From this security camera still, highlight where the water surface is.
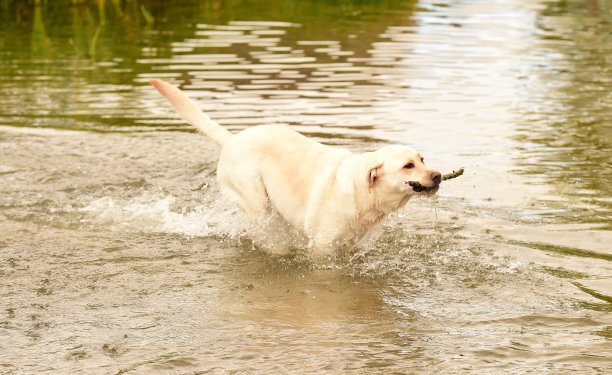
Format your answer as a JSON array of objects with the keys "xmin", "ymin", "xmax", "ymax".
[{"xmin": 1, "ymin": 0, "xmax": 611, "ymax": 373}]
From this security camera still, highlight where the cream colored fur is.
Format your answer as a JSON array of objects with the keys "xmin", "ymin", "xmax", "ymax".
[{"xmin": 150, "ymin": 79, "xmax": 441, "ymax": 254}]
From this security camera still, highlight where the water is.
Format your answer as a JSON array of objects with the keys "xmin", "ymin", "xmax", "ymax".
[{"xmin": 1, "ymin": 0, "xmax": 611, "ymax": 373}]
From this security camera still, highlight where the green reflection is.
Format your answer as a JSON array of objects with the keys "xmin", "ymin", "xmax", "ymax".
[
  {"xmin": 31, "ymin": 0, "xmax": 52, "ymax": 60},
  {"xmin": 2, "ymin": 0, "xmax": 416, "ymax": 64},
  {"xmin": 0, "ymin": 0, "xmax": 416, "ymax": 131}
]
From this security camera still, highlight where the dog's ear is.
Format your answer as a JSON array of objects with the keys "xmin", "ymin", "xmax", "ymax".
[{"xmin": 367, "ymin": 164, "xmax": 383, "ymax": 193}]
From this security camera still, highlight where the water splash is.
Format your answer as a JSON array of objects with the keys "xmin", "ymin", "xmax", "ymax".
[
  {"xmin": 79, "ymin": 193, "xmax": 309, "ymax": 254},
  {"xmin": 80, "ymin": 194, "xmax": 244, "ymax": 237}
]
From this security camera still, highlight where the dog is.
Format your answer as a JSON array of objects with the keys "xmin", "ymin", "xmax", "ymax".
[{"xmin": 150, "ymin": 79, "xmax": 441, "ymax": 254}]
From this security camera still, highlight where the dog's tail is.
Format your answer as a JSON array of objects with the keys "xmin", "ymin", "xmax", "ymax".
[{"xmin": 150, "ymin": 79, "xmax": 233, "ymax": 146}]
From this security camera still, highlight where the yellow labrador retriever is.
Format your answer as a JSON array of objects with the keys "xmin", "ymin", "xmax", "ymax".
[{"xmin": 150, "ymin": 79, "xmax": 441, "ymax": 254}]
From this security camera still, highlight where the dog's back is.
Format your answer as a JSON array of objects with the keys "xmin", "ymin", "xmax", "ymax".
[{"xmin": 219, "ymin": 124, "xmax": 351, "ymax": 231}]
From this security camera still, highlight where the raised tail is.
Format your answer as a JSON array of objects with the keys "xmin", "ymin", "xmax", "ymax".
[{"xmin": 150, "ymin": 79, "xmax": 233, "ymax": 146}]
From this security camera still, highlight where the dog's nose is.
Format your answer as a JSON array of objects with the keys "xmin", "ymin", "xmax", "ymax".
[{"xmin": 430, "ymin": 171, "xmax": 441, "ymax": 184}]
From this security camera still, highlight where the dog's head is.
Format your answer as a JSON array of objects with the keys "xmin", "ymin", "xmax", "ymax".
[{"xmin": 366, "ymin": 145, "xmax": 441, "ymax": 197}]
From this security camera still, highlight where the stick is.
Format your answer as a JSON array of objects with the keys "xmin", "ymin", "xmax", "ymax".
[
  {"xmin": 442, "ymin": 168, "xmax": 464, "ymax": 181},
  {"xmin": 407, "ymin": 168, "xmax": 464, "ymax": 189}
]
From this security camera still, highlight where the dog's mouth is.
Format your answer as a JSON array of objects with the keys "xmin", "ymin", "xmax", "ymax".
[{"xmin": 406, "ymin": 181, "xmax": 439, "ymax": 194}]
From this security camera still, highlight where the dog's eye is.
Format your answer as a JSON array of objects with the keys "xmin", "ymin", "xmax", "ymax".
[
  {"xmin": 421, "ymin": 158, "xmax": 424, "ymax": 163},
  {"xmin": 404, "ymin": 163, "xmax": 414, "ymax": 169}
]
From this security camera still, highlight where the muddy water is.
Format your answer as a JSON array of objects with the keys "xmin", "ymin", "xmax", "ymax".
[{"xmin": 1, "ymin": 0, "xmax": 611, "ymax": 373}]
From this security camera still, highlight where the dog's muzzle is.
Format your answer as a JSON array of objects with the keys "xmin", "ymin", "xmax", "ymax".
[{"xmin": 406, "ymin": 171, "xmax": 441, "ymax": 193}]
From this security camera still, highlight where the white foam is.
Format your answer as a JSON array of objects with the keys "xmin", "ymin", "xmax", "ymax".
[
  {"xmin": 79, "ymin": 193, "xmax": 308, "ymax": 253},
  {"xmin": 80, "ymin": 194, "xmax": 247, "ymax": 238}
]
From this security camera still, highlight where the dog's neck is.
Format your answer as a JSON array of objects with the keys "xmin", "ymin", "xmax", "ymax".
[
  {"xmin": 357, "ymin": 207, "xmax": 386, "ymax": 226},
  {"xmin": 356, "ymin": 193, "xmax": 410, "ymax": 228}
]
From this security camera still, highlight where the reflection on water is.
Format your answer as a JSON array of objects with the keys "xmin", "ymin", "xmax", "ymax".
[
  {"xmin": 514, "ymin": 0, "xmax": 612, "ymax": 227},
  {"xmin": 1, "ymin": 0, "xmax": 611, "ymax": 373}
]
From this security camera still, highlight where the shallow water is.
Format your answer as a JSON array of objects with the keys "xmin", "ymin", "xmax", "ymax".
[{"xmin": 1, "ymin": 0, "xmax": 611, "ymax": 373}]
